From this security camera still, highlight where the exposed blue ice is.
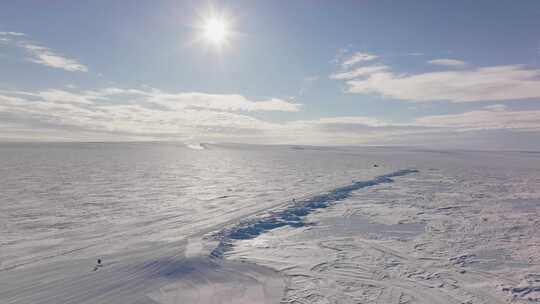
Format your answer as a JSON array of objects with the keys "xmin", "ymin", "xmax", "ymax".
[{"xmin": 211, "ymin": 169, "xmax": 418, "ymax": 257}]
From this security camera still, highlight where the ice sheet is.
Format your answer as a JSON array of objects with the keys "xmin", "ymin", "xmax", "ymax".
[{"xmin": 2, "ymin": 143, "xmax": 540, "ymax": 303}]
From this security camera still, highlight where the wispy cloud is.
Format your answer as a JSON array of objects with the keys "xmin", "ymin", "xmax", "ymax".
[
  {"xmin": 0, "ymin": 31, "xmax": 25, "ymax": 37},
  {"xmin": 0, "ymin": 84, "xmax": 539, "ymax": 148},
  {"xmin": 152, "ymin": 93, "xmax": 301, "ymax": 112},
  {"xmin": 427, "ymin": 58, "xmax": 467, "ymax": 67},
  {"xmin": 20, "ymin": 42, "xmax": 88, "ymax": 72},
  {"xmin": 293, "ymin": 109, "xmax": 540, "ymax": 147},
  {"xmin": 1, "ymin": 87, "xmax": 301, "ymax": 112},
  {"xmin": 331, "ymin": 50, "xmax": 540, "ymax": 103},
  {"xmin": 341, "ymin": 52, "xmax": 378, "ymax": 67},
  {"xmin": 0, "ymin": 32, "xmax": 88, "ymax": 72},
  {"xmin": 414, "ymin": 108, "xmax": 540, "ymax": 131},
  {"xmin": 0, "ymin": 87, "xmax": 304, "ymax": 141},
  {"xmin": 346, "ymin": 64, "xmax": 540, "ymax": 102},
  {"xmin": 330, "ymin": 65, "xmax": 388, "ymax": 80},
  {"xmin": 331, "ymin": 51, "xmax": 540, "ymax": 103}
]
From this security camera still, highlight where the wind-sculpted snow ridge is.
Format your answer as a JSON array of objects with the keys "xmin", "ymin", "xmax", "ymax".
[{"xmin": 211, "ymin": 169, "xmax": 418, "ymax": 257}]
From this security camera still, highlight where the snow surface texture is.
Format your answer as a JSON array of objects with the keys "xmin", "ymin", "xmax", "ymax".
[
  {"xmin": 211, "ymin": 169, "xmax": 419, "ymax": 258},
  {"xmin": 1, "ymin": 143, "xmax": 540, "ymax": 303},
  {"xmin": 226, "ymin": 154, "xmax": 540, "ymax": 303}
]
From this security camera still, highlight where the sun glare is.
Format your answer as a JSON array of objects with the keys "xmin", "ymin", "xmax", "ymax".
[{"xmin": 202, "ymin": 16, "xmax": 229, "ymax": 46}]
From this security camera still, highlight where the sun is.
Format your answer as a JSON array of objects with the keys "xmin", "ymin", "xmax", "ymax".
[
  {"xmin": 202, "ymin": 16, "xmax": 230, "ymax": 46},
  {"xmin": 194, "ymin": 8, "xmax": 235, "ymax": 50}
]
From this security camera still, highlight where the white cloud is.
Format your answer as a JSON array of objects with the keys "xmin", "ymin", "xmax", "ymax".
[
  {"xmin": 428, "ymin": 58, "xmax": 467, "ymax": 67},
  {"xmin": 0, "ymin": 91, "xmax": 276, "ymax": 142},
  {"xmin": 0, "ymin": 32, "xmax": 88, "ymax": 72},
  {"xmin": 0, "ymin": 32, "xmax": 22, "ymax": 43},
  {"xmin": 331, "ymin": 51, "xmax": 540, "ymax": 103},
  {"xmin": 290, "ymin": 110, "xmax": 540, "ymax": 148},
  {"xmin": 341, "ymin": 52, "xmax": 378, "ymax": 67},
  {"xmin": 414, "ymin": 108, "xmax": 540, "ymax": 131},
  {"xmin": 1, "ymin": 88, "xmax": 301, "ymax": 112},
  {"xmin": 0, "ymin": 86, "xmax": 409, "ymax": 144},
  {"xmin": 21, "ymin": 43, "xmax": 88, "ymax": 72},
  {"xmin": 330, "ymin": 65, "xmax": 389, "ymax": 80},
  {"xmin": 1, "ymin": 85, "xmax": 539, "ymax": 149},
  {"xmin": 345, "ymin": 64, "xmax": 540, "ymax": 103},
  {"xmin": 148, "ymin": 92, "xmax": 301, "ymax": 112},
  {"xmin": 39, "ymin": 89, "xmax": 96, "ymax": 104},
  {"xmin": 289, "ymin": 116, "xmax": 391, "ymax": 130},
  {"xmin": 0, "ymin": 31, "xmax": 25, "ymax": 37},
  {"xmin": 307, "ymin": 116, "xmax": 388, "ymax": 126},
  {"xmin": 0, "ymin": 87, "xmax": 304, "ymax": 142}
]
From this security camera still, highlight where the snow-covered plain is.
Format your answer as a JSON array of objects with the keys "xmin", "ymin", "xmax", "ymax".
[{"xmin": 1, "ymin": 143, "xmax": 539, "ymax": 303}]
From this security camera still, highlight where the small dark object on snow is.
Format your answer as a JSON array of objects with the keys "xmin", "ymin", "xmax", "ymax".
[
  {"xmin": 373, "ymin": 164, "xmax": 379, "ymax": 167},
  {"xmin": 93, "ymin": 259, "xmax": 102, "ymax": 271}
]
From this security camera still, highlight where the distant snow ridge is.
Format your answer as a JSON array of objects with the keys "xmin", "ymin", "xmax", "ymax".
[{"xmin": 211, "ymin": 169, "xmax": 418, "ymax": 257}]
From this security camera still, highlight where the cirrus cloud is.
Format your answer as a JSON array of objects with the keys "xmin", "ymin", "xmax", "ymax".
[
  {"xmin": 427, "ymin": 58, "xmax": 467, "ymax": 67},
  {"xmin": 341, "ymin": 52, "xmax": 378, "ymax": 67},
  {"xmin": 329, "ymin": 65, "xmax": 389, "ymax": 80},
  {"xmin": 0, "ymin": 31, "xmax": 88, "ymax": 72},
  {"xmin": 331, "ymin": 51, "xmax": 540, "ymax": 103},
  {"xmin": 345, "ymin": 64, "xmax": 540, "ymax": 103},
  {"xmin": 414, "ymin": 108, "xmax": 540, "ymax": 131}
]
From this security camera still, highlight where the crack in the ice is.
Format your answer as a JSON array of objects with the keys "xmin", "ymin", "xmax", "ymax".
[{"xmin": 211, "ymin": 169, "xmax": 419, "ymax": 257}]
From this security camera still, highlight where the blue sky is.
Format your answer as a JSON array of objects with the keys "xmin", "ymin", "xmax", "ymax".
[{"xmin": 1, "ymin": 1, "xmax": 540, "ymax": 149}]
